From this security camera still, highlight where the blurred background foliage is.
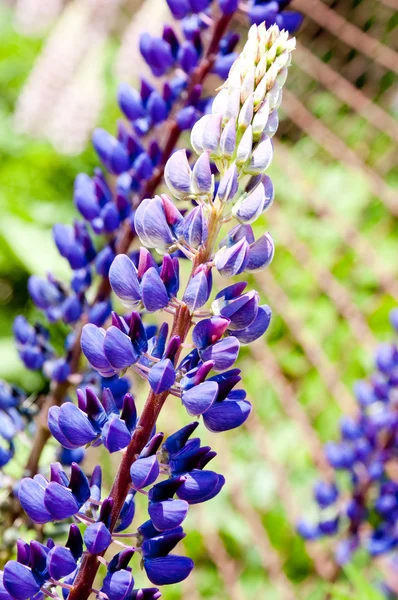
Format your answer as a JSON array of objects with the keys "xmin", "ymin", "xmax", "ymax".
[{"xmin": 0, "ymin": 0, "xmax": 397, "ymax": 598}]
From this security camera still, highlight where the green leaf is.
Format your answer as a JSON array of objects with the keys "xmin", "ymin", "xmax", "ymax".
[{"xmin": 343, "ymin": 563, "xmax": 385, "ymax": 600}]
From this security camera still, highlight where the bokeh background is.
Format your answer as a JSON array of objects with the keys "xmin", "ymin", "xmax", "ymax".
[{"xmin": 0, "ymin": 0, "xmax": 397, "ymax": 598}]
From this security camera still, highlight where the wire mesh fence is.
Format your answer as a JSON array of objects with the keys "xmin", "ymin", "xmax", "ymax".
[{"xmin": 1, "ymin": 0, "xmax": 397, "ymax": 597}]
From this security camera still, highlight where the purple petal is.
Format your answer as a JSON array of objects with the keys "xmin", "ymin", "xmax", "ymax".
[
  {"xmin": 84, "ymin": 522, "xmax": 112, "ymax": 555},
  {"xmin": 233, "ymin": 183, "xmax": 266, "ymax": 225},
  {"xmin": 201, "ymin": 337, "xmax": 239, "ymax": 371},
  {"xmin": 203, "ymin": 399, "xmax": 252, "ymax": 432},
  {"xmin": 176, "ymin": 470, "xmax": 218, "ymax": 503},
  {"xmin": 215, "ymin": 238, "xmax": 250, "ymax": 277},
  {"xmin": 148, "ymin": 359, "xmax": 176, "ymax": 394},
  {"xmin": 233, "ymin": 305, "xmax": 272, "ymax": 344},
  {"xmin": 134, "ymin": 197, "xmax": 174, "ymax": 250},
  {"xmin": 48, "ymin": 406, "xmax": 81, "ymax": 449},
  {"xmin": 58, "ymin": 403, "xmax": 98, "ymax": 446},
  {"xmin": 141, "ymin": 268, "xmax": 170, "ymax": 313},
  {"xmin": 192, "ymin": 317, "xmax": 230, "ymax": 349},
  {"xmin": 183, "ymin": 271, "xmax": 210, "ymax": 311},
  {"xmin": 109, "ymin": 255, "xmax": 141, "ymax": 308},
  {"xmin": 164, "ymin": 150, "xmax": 192, "ymax": 199},
  {"xmin": 44, "ymin": 482, "xmax": 80, "ymax": 520},
  {"xmin": 130, "ymin": 456, "xmax": 160, "ymax": 490},
  {"xmin": 102, "ymin": 415, "xmax": 132, "ymax": 453},
  {"xmin": 81, "ymin": 324, "xmax": 115, "ymax": 377},
  {"xmin": 0, "ymin": 572, "xmax": 14, "ymax": 600},
  {"xmin": 47, "ymin": 546, "xmax": 77, "ymax": 580},
  {"xmin": 246, "ymin": 233, "xmax": 275, "ymax": 271},
  {"xmin": 247, "ymin": 136, "xmax": 273, "ymax": 174},
  {"xmin": 104, "ymin": 326, "xmax": 139, "ymax": 370},
  {"xmin": 218, "ymin": 163, "xmax": 238, "ymax": 203},
  {"xmin": 102, "ymin": 569, "xmax": 134, "ymax": 600},
  {"xmin": 149, "ymin": 499, "xmax": 189, "ymax": 531},
  {"xmin": 182, "ymin": 381, "xmax": 218, "ymax": 416},
  {"xmin": 144, "ymin": 555, "xmax": 194, "ymax": 585},
  {"xmin": 3, "ymin": 563, "xmax": 41, "ymax": 600},
  {"xmin": 191, "ymin": 152, "xmax": 212, "ymax": 194},
  {"xmin": 19, "ymin": 477, "xmax": 52, "ymax": 524}
]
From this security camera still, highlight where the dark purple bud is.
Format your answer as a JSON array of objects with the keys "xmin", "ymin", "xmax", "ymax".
[
  {"xmin": 149, "ymin": 499, "xmax": 189, "ymax": 531},
  {"xmin": 313, "ymin": 481, "xmax": 339, "ymax": 508},
  {"xmin": 144, "ymin": 555, "xmax": 194, "ymax": 585},
  {"xmin": 84, "ymin": 522, "xmax": 112, "ymax": 554},
  {"xmin": 149, "ymin": 476, "xmax": 186, "ymax": 503},
  {"xmin": 182, "ymin": 381, "xmax": 218, "ymax": 416},
  {"xmin": 163, "ymin": 422, "xmax": 199, "ymax": 455},
  {"xmin": 147, "ymin": 92, "xmax": 168, "ymax": 124},
  {"xmin": 203, "ymin": 398, "xmax": 252, "ymax": 432},
  {"xmin": 159, "ymin": 255, "xmax": 180, "ymax": 299},
  {"xmin": 178, "ymin": 41, "xmax": 198, "ymax": 73},
  {"xmin": 142, "ymin": 529, "xmax": 186, "ymax": 558},
  {"xmin": 92, "ymin": 129, "xmax": 130, "ymax": 175},
  {"xmin": 118, "ymin": 83, "xmax": 145, "ymax": 120},
  {"xmin": 120, "ymin": 393, "xmax": 137, "ymax": 432},
  {"xmin": 148, "ymin": 359, "xmax": 176, "ymax": 394},
  {"xmin": 66, "ymin": 524, "xmax": 84, "ymax": 562},
  {"xmin": 319, "ymin": 516, "xmax": 340, "ymax": 536},
  {"xmin": 139, "ymin": 33, "xmax": 175, "ymax": 77}
]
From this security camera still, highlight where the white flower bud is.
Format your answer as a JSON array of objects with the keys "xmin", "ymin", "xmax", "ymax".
[
  {"xmin": 238, "ymin": 94, "xmax": 254, "ymax": 130},
  {"xmin": 236, "ymin": 125, "xmax": 253, "ymax": 165},
  {"xmin": 212, "ymin": 88, "xmax": 229, "ymax": 116},
  {"xmin": 252, "ymin": 98, "xmax": 270, "ymax": 140}
]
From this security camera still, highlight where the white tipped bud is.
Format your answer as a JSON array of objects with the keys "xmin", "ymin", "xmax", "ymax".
[
  {"xmin": 225, "ymin": 89, "xmax": 241, "ymax": 121},
  {"xmin": 268, "ymin": 81, "xmax": 281, "ymax": 110},
  {"xmin": 212, "ymin": 88, "xmax": 229, "ymax": 116},
  {"xmin": 241, "ymin": 68, "xmax": 255, "ymax": 104},
  {"xmin": 252, "ymin": 98, "xmax": 270, "ymax": 140},
  {"xmin": 236, "ymin": 125, "xmax": 253, "ymax": 165},
  {"xmin": 238, "ymin": 94, "xmax": 254, "ymax": 130},
  {"xmin": 276, "ymin": 67, "xmax": 288, "ymax": 88}
]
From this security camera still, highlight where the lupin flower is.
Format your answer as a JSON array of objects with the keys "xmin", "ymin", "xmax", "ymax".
[
  {"xmin": 2, "ymin": 14, "xmax": 300, "ymax": 600},
  {"xmin": 48, "ymin": 387, "xmax": 137, "ymax": 453},
  {"xmin": 299, "ymin": 309, "xmax": 398, "ymax": 576},
  {"xmin": 0, "ymin": 381, "xmax": 25, "ymax": 468}
]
